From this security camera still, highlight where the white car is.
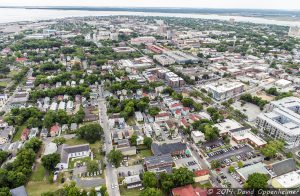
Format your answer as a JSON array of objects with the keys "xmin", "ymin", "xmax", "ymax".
[{"xmin": 111, "ymin": 185, "xmax": 115, "ymax": 189}]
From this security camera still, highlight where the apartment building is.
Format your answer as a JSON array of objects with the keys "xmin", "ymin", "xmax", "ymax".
[
  {"xmin": 256, "ymin": 97, "xmax": 300, "ymax": 148},
  {"xmin": 206, "ymin": 81, "xmax": 244, "ymax": 101}
]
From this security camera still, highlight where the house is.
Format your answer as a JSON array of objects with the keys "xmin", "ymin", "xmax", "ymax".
[
  {"xmin": 191, "ymin": 131, "xmax": 205, "ymax": 144},
  {"xmin": 151, "ymin": 142, "xmax": 187, "ymax": 156},
  {"xmin": 144, "ymin": 154, "xmax": 173, "ymax": 173},
  {"xmin": 123, "ymin": 175, "xmax": 142, "ymax": 189},
  {"xmin": 165, "ymin": 120, "xmax": 178, "ymax": 137},
  {"xmin": 21, "ymin": 128, "xmax": 30, "ymax": 141},
  {"xmin": 155, "ymin": 112, "xmax": 169, "ymax": 122},
  {"xmin": 171, "ymin": 184, "xmax": 207, "ymax": 196},
  {"xmin": 40, "ymin": 128, "xmax": 48, "ymax": 138},
  {"xmin": 194, "ymin": 169, "xmax": 210, "ymax": 183},
  {"xmin": 70, "ymin": 123, "xmax": 78, "ymax": 131},
  {"xmin": 10, "ymin": 186, "xmax": 28, "ymax": 196},
  {"xmin": 0, "ymin": 126, "xmax": 14, "ymax": 144},
  {"xmin": 62, "ymin": 124, "xmax": 69, "ymax": 132},
  {"xmin": 43, "ymin": 142, "xmax": 58, "ymax": 155},
  {"xmin": 117, "ymin": 139, "xmax": 130, "ymax": 148},
  {"xmin": 119, "ymin": 146, "xmax": 137, "ymax": 156},
  {"xmin": 135, "ymin": 111, "xmax": 144, "ymax": 122},
  {"xmin": 56, "ymin": 144, "xmax": 90, "ymax": 169},
  {"xmin": 28, "ymin": 128, "xmax": 39, "ymax": 139},
  {"xmin": 50, "ymin": 124, "xmax": 61, "ymax": 137}
]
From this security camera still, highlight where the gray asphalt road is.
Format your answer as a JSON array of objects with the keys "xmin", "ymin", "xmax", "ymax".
[{"xmin": 98, "ymin": 85, "xmax": 121, "ymax": 196}]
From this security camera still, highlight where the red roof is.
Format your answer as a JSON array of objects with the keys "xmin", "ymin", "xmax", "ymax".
[
  {"xmin": 155, "ymin": 112, "xmax": 169, "ymax": 118},
  {"xmin": 170, "ymin": 103, "xmax": 182, "ymax": 108},
  {"xmin": 181, "ymin": 118, "xmax": 190, "ymax": 127},
  {"xmin": 194, "ymin": 169, "xmax": 209, "ymax": 177},
  {"xmin": 16, "ymin": 58, "xmax": 28, "ymax": 62},
  {"xmin": 50, "ymin": 125, "xmax": 60, "ymax": 133},
  {"xmin": 172, "ymin": 184, "xmax": 207, "ymax": 196},
  {"xmin": 175, "ymin": 110, "xmax": 181, "ymax": 115}
]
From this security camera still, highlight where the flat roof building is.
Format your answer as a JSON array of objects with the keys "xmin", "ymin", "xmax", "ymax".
[{"xmin": 256, "ymin": 97, "xmax": 300, "ymax": 148}]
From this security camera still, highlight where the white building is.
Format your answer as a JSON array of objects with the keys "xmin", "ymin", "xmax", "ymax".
[
  {"xmin": 164, "ymin": 51, "xmax": 199, "ymax": 64},
  {"xmin": 206, "ymin": 81, "xmax": 244, "ymax": 101},
  {"xmin": 153, "ymin": 54, "xmax": 175, "ymax": 66},
  {"xmin": 256, "ymin": 97, "xmax": 300, "ymax": 148},
  {"xmin": 131, "ymin": 36, "xmax": 156, "ymax": 45},
  {"xmin": 50, "ymin": 102, "xmax": 58, "ymax": 111},
  {"xmin": 191, "ymin": 131, "xmax": 205, "ymax": 143},
  {"xmin": 272, "ymin": 170, "xmax": 300, "ymax": 188},
  {"xmin": 135, "ymin": 111, "xmax": 144, "ymax": 122}
]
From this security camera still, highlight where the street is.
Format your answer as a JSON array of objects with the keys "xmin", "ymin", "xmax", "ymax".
[{"xmin": 98, "ymin": 85, "xmax": 121, "ymax": 196}]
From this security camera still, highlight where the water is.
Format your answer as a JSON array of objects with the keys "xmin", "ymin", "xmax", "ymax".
[{"xmin": 1, "ymin": 8, "xmax": 300, "ymax": 26}]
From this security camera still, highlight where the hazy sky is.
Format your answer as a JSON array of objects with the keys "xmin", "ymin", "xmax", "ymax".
[{"xmin": 1, "ymin": 0, "xmax": 300, "ymax": 10}]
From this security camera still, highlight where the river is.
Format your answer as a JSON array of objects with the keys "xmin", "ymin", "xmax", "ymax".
[{"xmin": 0, "ymin": 8, "xmax": 300, "ymax": 26}]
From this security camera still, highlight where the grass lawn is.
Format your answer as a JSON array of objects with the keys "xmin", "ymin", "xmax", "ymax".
[
  {"xmin": 30, "ymin": 163, "xmax": 46, "ymax": 181},
  {"xmin": 68, "ymin": 156, "xmax": 91, "ymax": 169},
  {"xmin": 0, "ymin": 81, "xmax": 8, "ymax": 87},
  {"xmin": 8, "ymin": 70, "xmax": 19, "ymax": 77},
  {"xmin": 126, "ymin": 117, "xmax": 136, "ymax": 126},
  {"xmin": 139, "ymin": 149, "xmax": 152, "ymax": 158},
  {"xmin": 65, "ymin": 138, "xmax": 87, "ymax": 146},
  {"xmin": 194, "ymin": 182, "xmax": 213, "ymax": 189},
  {"xmin": 26, "ymin": 181, "xmax": 64, "ymax": 196},
  {"xmin": 12, "ymin": 125, "xmax": 26, "ymax": 142},
  {"xmin": 120, "ymin": 186, "xmax": 141, "ymax": 196}
]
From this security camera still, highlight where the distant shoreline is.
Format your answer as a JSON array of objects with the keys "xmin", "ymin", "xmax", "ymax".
[{"xmin": 0, "ymin": 6, "xmax": 300, "ymax": 21}]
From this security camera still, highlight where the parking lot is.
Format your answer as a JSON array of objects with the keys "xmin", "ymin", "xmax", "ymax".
[
  {"xmin": 174, "ymin": 154, "xmax": 200, "ymax": 171},
  {"xmin": 207, "ymin": 144, "xmax": 253, "ymax": 163},
  {"xmin": 117, "ymin": 164, "xmax": 144, "ymax": 177},
  {"xmin": 202, "ymin": 139, "xmax": 225, "ymax": 151}
]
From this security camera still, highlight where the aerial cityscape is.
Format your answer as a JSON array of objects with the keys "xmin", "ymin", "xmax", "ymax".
[{"xmin": 0, "ymin": 1, "xmax": 300, "ymax": 196}]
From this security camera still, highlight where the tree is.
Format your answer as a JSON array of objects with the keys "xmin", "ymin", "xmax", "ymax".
[
  {"xmin": 228, "ymin": 166, "xmax": 235, "ymax": 173},
  {"xmin": 211, "ymin": 160, "xmax": 221, "ymax": 169},
  {"xmin": 142, "ymin": 171, "xmax": 158, "ymax": 188},
  {"xmin": 53, "ymin": 137, "xmax": 66, "ymax": 145},
  {"xmin": 148, "ymin": 107, "xmax": 160, "ymax": 117},
  {"xmin": 143, "ymin": 137, "xmax": 153, "ymax": 149},
  {"xmin": 160, "ymin": 173, "xmax": 174, "ymax": 193},
  {"xmin": 244, "ymin": 173, "xmax": 269, "ymax": 189},
  {"xmin": 0, "ymin": 187, "xmax": 11, "ymax": 196},
  {"xmin": 41, "ymin": 153, "xmax": 60, "ymax": 172},
  {"xmin": 43, "ymin": 110, "xmax": 56, "ymax": 128},
  {"xmin": 0, "ymin": 151, "xmax": 8, "ymax": 165},
  {"xmin": 130, "ymin": 134, "xmax": 138, "ymax": 146},
  {"xmin": 77, "ymin": 123, "xmax": 103, "ymax": 143},
  {"xmin": 261, "ymin": 140, "xmax": 284, "ymax": 158},
  {"xmin": 204, "ymin": 125, "xmax": 219, "ymax": 141},
  {"xmin": 24, "ymin": 138, "xmax": 42, "ymax": 153},
  {"xmin": 140, "ymin": 188, "xmax": 162, "ymax": 196},
  {"xmin": 172, "ymin": 167, "xmax": 194, "ymax": 187},
  {"xmin": 238, "ymin": 161, "xmax": 244, "ymax": 168},
  {"xmin": 181, "ymin": 98, "xmax": 193, "ymax": 107},
  {"xmin": 87, "ymin": 160, "xmax": 99, "ymax": 173},
  {"xmin": 107, "ymin": 148, "xmax": 123, "ymax": 168},
  {"xmin": 100, "ymin": 186, "xmax": 107, "ymax": 196}
]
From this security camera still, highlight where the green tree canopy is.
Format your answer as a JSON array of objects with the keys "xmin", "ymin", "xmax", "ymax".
[{"xmin": 76, "ymin": 123, "xmax": 103, "ymax": 143}]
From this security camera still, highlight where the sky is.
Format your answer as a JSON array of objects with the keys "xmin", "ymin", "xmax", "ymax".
[{"xmin": 0, "ymin": 0, "xmax": 300, "ymax": 10}]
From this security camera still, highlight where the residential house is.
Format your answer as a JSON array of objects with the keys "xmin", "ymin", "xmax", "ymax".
[
  {"xmin": 123, "ymin": 175, "xmax": 142, "ymax": 189},
  {"xmin": 21, "ymin": 128, "xmax": 30, "ymax": 141},
  {"xmin": 0, "ymin": 126, "xmax": 14, "ymax": 144},
  {"xmin": 119, "ymin": 146, "xmax": 137, "ymax": 156},
  {"xmin": 191, "ymin": 131, "xmax": 205, "ymax": 143},
  {"xmin": 29, "ymin": 128, "xmax": 39, "ymax": 139},
  {"xmin": 50, "ymin": 124, "xmax": 61, "ymax": 137},
  {"xmin": 194, "ymin": 169, "xmax": 210, "ymax": 184},
  {"xmin": 135, "ymin": 111, "xmax": 144, "ymax": 122},
  {"xmin": 171, "ymin": 184, "xmax": 207, "ymax": 196},
  {"xmin": 155, "ymin": 112, "xmax": 169, "ymax": 122},
  {"xmin": 40, "ymin": 128, "xmax": 48, "ymax": 138}
]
